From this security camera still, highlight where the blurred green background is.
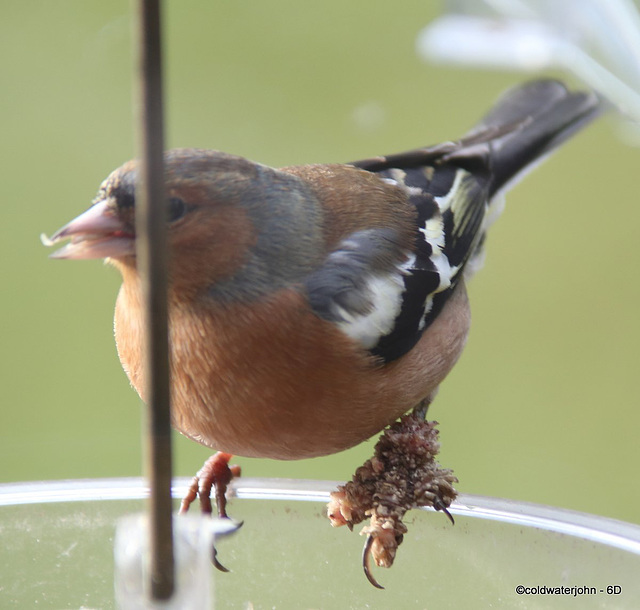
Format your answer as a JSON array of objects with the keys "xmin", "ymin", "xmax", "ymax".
[{"xmin": 1, "ymin": 1, "xmax": 638, "ymax": 527}]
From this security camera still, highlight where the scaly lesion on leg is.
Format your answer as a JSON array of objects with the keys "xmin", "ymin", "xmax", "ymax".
[{"xmin": 327, "ymin": 399, "xmax": 458, "ymax": 588}]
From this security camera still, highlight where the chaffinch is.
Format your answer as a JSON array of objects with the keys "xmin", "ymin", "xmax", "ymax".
[{"xmin": 45, "ymin": 79, "xmax": 601, "ymax": 584}]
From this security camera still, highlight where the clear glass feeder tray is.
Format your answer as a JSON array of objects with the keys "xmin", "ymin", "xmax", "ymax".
[{"xmin": 1, "ymin": 477, "xmax": 639, "ymax": 608}]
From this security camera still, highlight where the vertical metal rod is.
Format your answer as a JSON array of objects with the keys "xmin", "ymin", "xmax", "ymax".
[{"xmin": 134, "ymin": 0, "xmax": 174, "ymax": 600}]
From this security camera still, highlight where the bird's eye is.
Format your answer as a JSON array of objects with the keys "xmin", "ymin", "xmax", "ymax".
[{"xmin": 167, "ymin": 197, "xmax": 187, "ymax": 223}]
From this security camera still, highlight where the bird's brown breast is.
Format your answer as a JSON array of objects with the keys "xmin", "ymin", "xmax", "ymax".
[{"xmin": 114, "ymin": 273, "xmax": 470, "ymax": 460}]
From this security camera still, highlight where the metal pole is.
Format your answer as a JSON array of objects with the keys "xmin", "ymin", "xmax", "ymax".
[{"xmin": 134, "ymin": 0, "xmax": 174, "ymax": 600}]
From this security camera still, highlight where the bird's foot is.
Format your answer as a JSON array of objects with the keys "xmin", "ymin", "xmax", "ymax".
[
  {"xmin": 327, "ymin": 414, "xmax": 458, "ymax": 589},
  {"xmin": 180, "ymin": 451, "xmax": 241, "ymax": 518},
  {"xmin": 179, "ymin": 452, "xmax": 242, "ymax": 572}
]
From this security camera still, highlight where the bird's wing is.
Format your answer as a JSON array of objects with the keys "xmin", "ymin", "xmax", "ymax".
[
  {"xmin": 356, "ymin": 159, "xmax": 490, "ymax": 363},
  {"xmin": 303, "ymin": 154, "xmax": 490, "ymax": 363},
  {"xmin": 307, "ymin": 80, "xmax": 601, "ymax": 363}
]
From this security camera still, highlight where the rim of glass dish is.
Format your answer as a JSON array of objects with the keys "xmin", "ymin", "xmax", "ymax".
[{"xmin": 1, "ymin": 477, "xmax": 639, "ymax": 556}]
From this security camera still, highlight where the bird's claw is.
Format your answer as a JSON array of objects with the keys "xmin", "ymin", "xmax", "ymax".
[
  {"xmin": 362, "ymin": 535, "xmax": 385, "ymax": 590},
  {"xmin": 433, "ymin": 495, "xmax": 455, "ymax": 526},
  {"xmin": 212, "ymin": 547, "xmax": 230, "ymax": 573},
  {"xmin": 211, "ymin": 520, "xmax": 243, "ymax": 573}
]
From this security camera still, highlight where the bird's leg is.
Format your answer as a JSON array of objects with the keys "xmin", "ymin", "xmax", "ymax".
[
  {"xmin": 179, "ymin": 451, "xmax": 241, "ymax": 518},
  {"xmin": 180, "ymin": 452, "xmax": 242, "ymax": 573},
  {"xmin": 327, "ymin": 412, "xmax": 458, "ymax": 589},
  {"xmin": 411, "ymin": 395, "xmax": 432, "ymax": 420}
]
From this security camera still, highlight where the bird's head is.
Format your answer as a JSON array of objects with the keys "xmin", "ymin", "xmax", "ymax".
[{"xmin": 44, "ymin": 149, "xmax": 323, "ymax": 298}]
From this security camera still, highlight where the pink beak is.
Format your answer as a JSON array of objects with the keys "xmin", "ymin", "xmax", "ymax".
[{"xmin": 43, "ymin": 199, "xmax": 135, "ymax": 260}]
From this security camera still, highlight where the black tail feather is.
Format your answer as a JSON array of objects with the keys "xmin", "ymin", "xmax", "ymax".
[
  {"xmin": 351, "ymin": 79, "xmax": 603, "ymax": 198},
  {"xmin": 456, "ymin": 79, "xmax": 603, "ymax": 196}
]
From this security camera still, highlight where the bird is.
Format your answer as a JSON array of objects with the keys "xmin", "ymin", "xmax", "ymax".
[{"xmin": 45, "ymin": 79, "xmax": 601, "ymax": 575}]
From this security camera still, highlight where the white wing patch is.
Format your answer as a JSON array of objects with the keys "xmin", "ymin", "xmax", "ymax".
[
  {"xmin": 418, "ymin": 214, "xmax": 459, "ymax": 292},
  {"xmin": 434, "ymin": 168, "xmax": 467, "ymax": 213},
  {"xmin": 336, "ymin": 255, "xmax": 415, "ymax": 349},
  {"xmin": 424, "ymin": 174, "xmax": 466, "ymax": 294}
]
